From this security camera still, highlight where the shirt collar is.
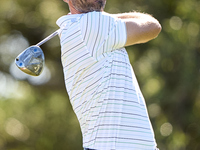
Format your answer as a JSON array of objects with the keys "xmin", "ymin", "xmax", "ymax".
[{"xmin": 56, "ymin": 13, "xmax": 83, "ymax": 27}]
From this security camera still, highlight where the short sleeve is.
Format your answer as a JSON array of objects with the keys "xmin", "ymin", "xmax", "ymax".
[
  {"xmin": 109, "ymin": 17, "xmax": 127, "ymax": 50},
  {"xmin": 79, "ymin": 11, "xmax": 127, "ymax": 58}
]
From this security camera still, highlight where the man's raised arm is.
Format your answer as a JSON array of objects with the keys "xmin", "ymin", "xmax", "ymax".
[{"xmin": 113, "ymin": 12, "xmax": 162, "ymax": 46}]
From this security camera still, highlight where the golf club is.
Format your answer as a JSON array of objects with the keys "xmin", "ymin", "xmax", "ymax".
[{"xmin": 15, "ymin": 29, "xmax": 61, "ymax": 76}]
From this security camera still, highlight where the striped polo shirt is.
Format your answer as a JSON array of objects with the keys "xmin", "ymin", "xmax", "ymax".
[{"xmin": 57, "ymin": 11, "xmax": 157, "ymax": 150}]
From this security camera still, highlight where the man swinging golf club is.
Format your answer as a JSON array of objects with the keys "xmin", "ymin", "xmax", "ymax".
[{"xmin": 57, "ymin": 0, "xmax": 161, "ymax": 149}]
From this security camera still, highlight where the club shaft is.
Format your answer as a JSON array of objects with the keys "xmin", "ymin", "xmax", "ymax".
[{"xmin": 36, "ymin": 29, "xmax": 61, "ymax": 46}]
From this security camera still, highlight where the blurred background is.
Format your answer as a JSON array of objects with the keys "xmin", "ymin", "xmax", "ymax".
[{"xmin": 0, "ymin": 0, "xmax": 200, "ymax": 149}]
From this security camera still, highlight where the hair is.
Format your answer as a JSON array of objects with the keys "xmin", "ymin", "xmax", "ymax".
[{"xmin": 71, "ymin": 0, "xmax": 106, "ymax": 13}]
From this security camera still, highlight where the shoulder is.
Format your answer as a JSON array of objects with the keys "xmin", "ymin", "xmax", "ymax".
[
  {"xmin": 81, "ymin": 11, "xmax": 121, "ymax": 21},
  {"xmin": 80, "ymin": 11, "xmax": 125, "ymax": 28}
]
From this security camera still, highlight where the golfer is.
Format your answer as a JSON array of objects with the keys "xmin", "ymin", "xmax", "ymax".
[{"xmin": 56, "ymin": 0, "xmax": 161, "ymax": 149}]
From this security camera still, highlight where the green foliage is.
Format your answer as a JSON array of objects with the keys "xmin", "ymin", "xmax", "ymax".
[{"xmin": 0, "ymin": 0, "xmax": 200, "ymax": 149}]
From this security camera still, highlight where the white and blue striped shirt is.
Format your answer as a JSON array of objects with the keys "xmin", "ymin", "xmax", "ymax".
[{"xmin": 57, "ymin": 11, "xmax": 157, "ymax": 150}]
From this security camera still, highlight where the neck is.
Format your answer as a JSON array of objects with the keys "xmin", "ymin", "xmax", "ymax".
[{"xmin": 68, "ymin": 1, "xmax": 82, "ymax": 14}]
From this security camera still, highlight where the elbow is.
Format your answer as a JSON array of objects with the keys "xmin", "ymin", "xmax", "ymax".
[
  {"xmin": 156, "ymin": 22, "xmax": 162, "ymax": 36},
  {"xmin": 140, "ymin": 21, "xmax": 162, "ymax": 44},
  {"xmin": 152, "ymin": 21, "xmax": 162, "ymax": 39},
  {"xmin": 140, "ymin": 22, "xmax": 161, "ymax": 44}
]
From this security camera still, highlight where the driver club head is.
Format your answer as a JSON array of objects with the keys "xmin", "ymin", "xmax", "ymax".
[{"xmin": 15, "ymin": 45, "xmax": 45, "ymax": 76}]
